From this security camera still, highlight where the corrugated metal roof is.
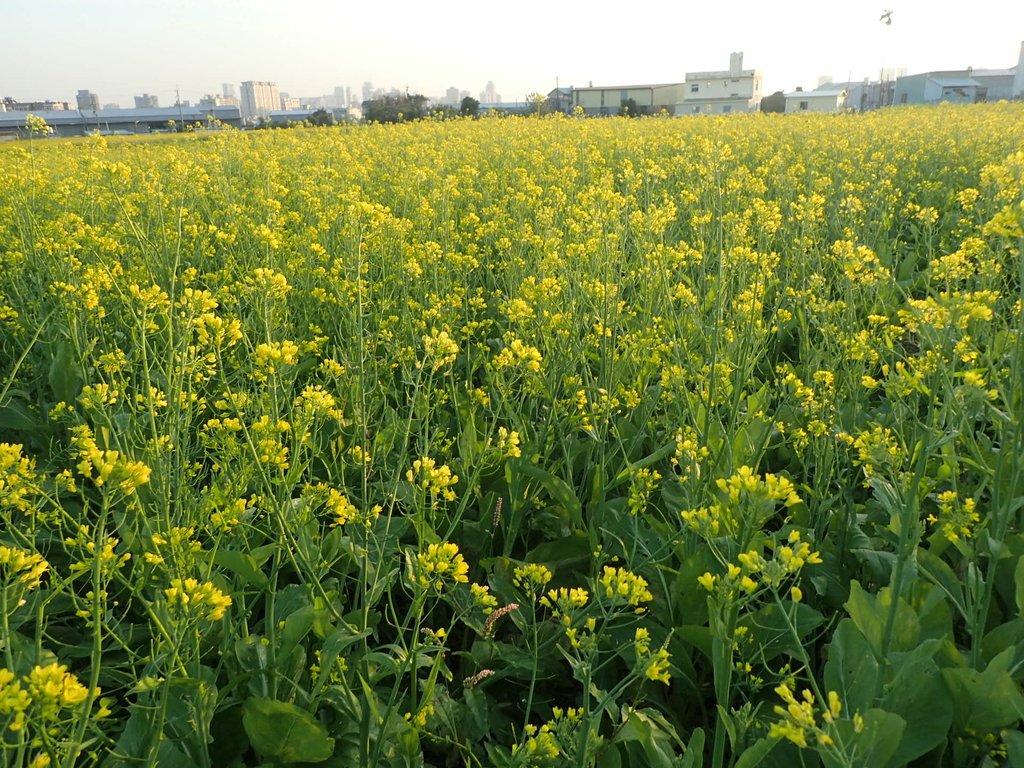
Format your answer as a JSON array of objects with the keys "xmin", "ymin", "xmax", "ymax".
[
  {"xmin": 0, "ymin": 105, "xmax": 240, "ymax": 128},
  {"xmin": 572, "ymin": 82, "xmax": 685, "ymax": 91},
  {"xmin": 930, "ymin": 77, "xmax": 982, "ymax": 88},
  {"xmin": 785, "ymin": 89, "xmax": 847, "ymax": 98}
]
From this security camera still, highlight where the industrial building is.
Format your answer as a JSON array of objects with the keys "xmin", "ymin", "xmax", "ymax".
[{"xmin": 0, "ymin": 105, "xmax": 242, "ymax": 139}]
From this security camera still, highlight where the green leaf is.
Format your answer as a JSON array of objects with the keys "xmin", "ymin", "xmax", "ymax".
[
  {"xmin": 514, "ymin": 462, "xmax": 582, "ymax": 527},
  {"xmin": 882, "ymin": 641, "xmax": 951, "ymax": 765},
  {"xmin": 613, "ymin": 708, "xmax": 684, "ymax": 768},
  {"xmin": 737, "ymin": 602, "xmax": 824, "ymax": 662},
  {"xmin": 824, "ymin": 709, "xmax": 905, "ymax": 768},
  {"xmin": 47, "ymin": 338, "xmax": 81, "ymax": 404},
  {"xmin": 213, "ymin": 549, "xmax": 269, "ymax": 588},
  {"xmin": 846, "ymin": 581, "xmax": 920, "ymax": 655},
  {"xmin": 680, "ymin": 728, "xmax": 705, "ymax": 768},
  {"xmin": 0, "ymin": 400, "xmax": 38, "ymax": 432},
  {"xmin": 942, "ymin": 647, "xmax": 1024, "ymax": 731},
  {"xmin": 1014, "ymin": 555, "xmax": 1024, "ymax": 615},
  {"xmin": 824, "ymin": 619, "xmax": 879, "ymax": 713},
  {"xmin": 733, "ymin": 735, "xmax": 779, "ymax": 768},
  {"xmin": 242, "ymin": 697, "xmax": 335, "ymax": 763}
]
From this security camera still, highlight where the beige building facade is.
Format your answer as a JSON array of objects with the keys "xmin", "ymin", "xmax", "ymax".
[
  {"xmin": 681, "ymin": 52, "xmax": 763, "ymax": 115},
  {"xmin": 240, "ymin": 81, "xmax": 280, "ymax": 121}
]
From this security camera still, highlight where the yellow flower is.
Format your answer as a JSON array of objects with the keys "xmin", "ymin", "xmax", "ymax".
[
  {"xmin": 164, "ymin": 578, "xmax": 232, "ymax": 621},
  {"xmin": 406, "ymin": 456, "xmax": 459, "ymax": 501},
  {"xmin": 414, "ymin": 542, "xmax": 469, "ymax": 592},
  {"xmin": 25, "ymin": 663, "xmax": 90, "ymax": 720},
  {"xmin": 598, "ymin": 566, "xmax": 653, "ymax": 612},
  {"xmin": 513, "ymin": 563, "xmax": 553, "ymax": 596}
]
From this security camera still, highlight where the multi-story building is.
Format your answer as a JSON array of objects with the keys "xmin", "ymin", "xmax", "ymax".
[
  {"xmin": 76, "ymin": 90, "xmax": 100, "ymax": 112},
  {"xmin": 2, "ymin": 97, "xmax": 69, "ymax": 111},
  {"xmin": 134, "ymin": 93, "xmax": 159, "ymax": 108},
  {"xmin": 199, "ymin": 93, "xmax": 240, "ymax": 109},
  {"xmin": 480, "ymin": 81, "xmax": 500, "ymax": 105},
  {"xmin": 444, "ymin": 86, "xmax": 461, "ymax": 105},
  {"xmin": 240, "ymin": 81, "xmax": 280, "ymax": 121},
  {"xmin": 280, "ymin": 94, "xmax": 301, "ymax": 110},
  {"xmin": 222, "ymin": 83, "xmax": 236, "ymax": 99},
  {"xmin": 681, "ymin": 52, "xmax": 762, "ymax": 115}
]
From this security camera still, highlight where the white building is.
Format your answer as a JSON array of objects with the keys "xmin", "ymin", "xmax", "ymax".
[
  {"xmin": 681, "ymin": 52, "xmax": 763, "ymax": 115},
  {"xmin": 785, "ymin": 88, "xmax": 847, "ymax": 113},
  {"xmin": 240, "ymin": 81, "xmax": 280, "ymax": 121},
  {"xmin": 1013, "ymin": 40, "xmax": 1024, "ymax": 98},
  {"xmin": 480, "ymin": 81, "xmax": 501, "ymax": 105}
]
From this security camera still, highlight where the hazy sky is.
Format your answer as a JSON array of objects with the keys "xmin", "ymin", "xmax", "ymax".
[{"xmin": 3, "ymin": 0, "xmax": 1022, "ymax": 105}]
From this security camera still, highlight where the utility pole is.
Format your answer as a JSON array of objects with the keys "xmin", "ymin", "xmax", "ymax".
[{"xmin": 176, "ymin": 85, "xmax": 185, "ymax": 130}]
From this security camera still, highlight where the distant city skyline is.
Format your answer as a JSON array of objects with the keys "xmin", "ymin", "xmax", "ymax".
[{"xmin": 2, "ymin": 0, "xmax": 1023, "ymax": 106}]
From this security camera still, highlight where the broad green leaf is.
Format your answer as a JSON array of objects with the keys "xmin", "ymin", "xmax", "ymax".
[
  {"xmin": 846, "ymin": 581, "xmax": 920, "ymax": 655},
  {"xmin": 1015, "ymin": 555, "xmax": 1024, "ymax": 616},
  {"xmin": 47, "ymin": 338, "xmax": 81, "ymax": 404},
  {"xmin": 882, "ymin": 640, "xmax": 952, "ymax": 765},
  {"xmin": 824, "ymin": 619, "xmax": 879, "ymax": 713},
  {"xmin": 824, "ymin": 709, "xmax": 905, "ymax": 768},
  {"xmin": 242, "ymin": 697, "xmax": 335, "ymax": 763},
  {"xmin": 733, "ymin": 735, "xmax": 779, "ymax": 768},
  {"xmin": 213, "ymin": 549, "xmax": 269, "ymax": 588},
  {"xmin": 514, "ymin": 462, "xmax": 583, "ymax": 527},
  {"xmin": 942, "ymin": 648, "xmax": 1024, "ymax": 731},
  {"xmin": 737, "ymin": 602, "xmax": 824, "ymax": 662}
]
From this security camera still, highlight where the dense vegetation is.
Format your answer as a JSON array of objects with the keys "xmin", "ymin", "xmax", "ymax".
[{"xmin": 1, "ymin": 105, "xmax": 1024, "ymax": 767}]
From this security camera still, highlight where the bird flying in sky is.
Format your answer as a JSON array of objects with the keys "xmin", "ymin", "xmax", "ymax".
[{"xmin": 880, "ymin": 10, "xmax": 893, "ymax": 25}]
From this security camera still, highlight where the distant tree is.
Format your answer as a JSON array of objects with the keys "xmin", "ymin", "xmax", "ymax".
[
  {"xmin": 760, "ymin": 91, "xmax": 786, "ymax": 113},
  {"xmin": 459, "ymin": 96, "xmax": 480, "ymax": 117},
  {"xmin": 430, "ymin": 104, "xmax": 458, "ymax": 120},
  {"xmin": 618, "ymin": 97, "xmax": 640, "ymax": 117},
  {"xmin": 527, "ymin": 93, "xmax": 548, "ymax": 116},
  {"xmin": 309, "ymin": 108, "xmax": 334, "ymax": 126},
  {"xmin": 362, "ymin": 93, "xmax": 429, "ymax": 123}
]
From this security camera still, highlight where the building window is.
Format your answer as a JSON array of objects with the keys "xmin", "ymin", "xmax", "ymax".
[
  {"xmin": 799, "ymin": 101, "xmax": 809, "ymax": 111},
  {"xmin": 690, "ymin": 84, "xmax": 699, "ymax": 92},
  {"xmin": 900, "ymin": 93, "xmax": 908, "ymax": 104},
  {"xmin": 722, "ymin": 105, "xmax": 732, "ymax": 114},
  {"xmin": 692, "ymin": 105, "xmax": 701, "ymax": 113}
]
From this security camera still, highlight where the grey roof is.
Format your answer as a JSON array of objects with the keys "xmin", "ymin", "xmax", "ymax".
[
  {"xmin": 572, "ymin": 82, "xmax": 685, "ymax": 91},
  {"xmin": 930, "ymin": 77, "xmax": 982, "ymax": 88},
  {"xmin": 0, "ymin": 105, "xmax": 240, "ymax": 128},
  {"xmin": 785, "ymin": 89, "xmax": 847, "ymax": 98},
  {"xmin": 269, "ymin": 109, "xmax": 314, "ymax": 119}
]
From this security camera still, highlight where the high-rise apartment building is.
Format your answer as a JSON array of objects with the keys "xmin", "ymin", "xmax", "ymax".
[
  {"xmin": 480, "ymin": 81, "xmax": 500, "ymax": 104},
  {"xmin": 76, "ymin": 89, "xmax": 100, "ymax": 111},
  {"xmin": 134, "ymin": 93, "xmax": 159, "ymax": 108},
  {"xmin": 223, "ymin": 83, "xmax": 236, "ymax": 99},
  {"xmin": 240, "ymin": 81, "xmax": 280, "ymax": 121}
]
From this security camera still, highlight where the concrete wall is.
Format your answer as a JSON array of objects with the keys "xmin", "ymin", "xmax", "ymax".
[
  {"xmin": 893, "ymin": 73, "xmax": 929, "ymax": 105},
  {"xmin": 1015, "ymin": 41, "xmax": 1024, "ymax": 97},
  {"xmin": 785, "ymin": 93, "xmax": 846, "ymax": 113}
]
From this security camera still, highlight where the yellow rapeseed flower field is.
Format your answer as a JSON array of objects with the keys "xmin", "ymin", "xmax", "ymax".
[{"xmin": 1, "ymin": 104, "xmax": 1023, "ymax": 766}]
